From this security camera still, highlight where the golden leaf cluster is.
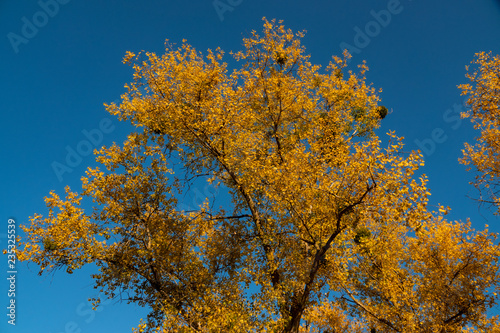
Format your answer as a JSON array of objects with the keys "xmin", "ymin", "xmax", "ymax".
[{"xmin": 460, "ymin": 52, "xmax": 500, "ymax": 214}]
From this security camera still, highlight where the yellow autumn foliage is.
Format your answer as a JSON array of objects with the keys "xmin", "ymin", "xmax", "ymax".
[
  {"xmin": 14, "ymin": 19, "xmax": 500, "ymax": 332},
  {"xmin": 460, "ymin": 52, "xmax": 500, "ymax": 214}
]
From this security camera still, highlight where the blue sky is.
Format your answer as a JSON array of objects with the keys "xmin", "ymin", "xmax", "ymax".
[{"xmin": 1, "ymin": 0, "xmax": 500, "ymax": 332}]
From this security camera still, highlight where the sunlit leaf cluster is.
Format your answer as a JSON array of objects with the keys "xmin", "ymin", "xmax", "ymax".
[{"xmin": 460, "ymin": 52, "xmax": 500, "ymax": 214}]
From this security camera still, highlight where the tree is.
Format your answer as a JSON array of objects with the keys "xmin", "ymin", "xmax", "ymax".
[
  {"xmin": 459, "ymin": 52, "xmax": 500, "ymax": 214},
  {"xmin": 15, "ymin": 19, "xmax": 500, "ymax": 332}
]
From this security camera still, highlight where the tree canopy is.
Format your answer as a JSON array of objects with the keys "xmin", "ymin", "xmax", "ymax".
[
  {"xmin": 15, "ymin": 19, "xmax": 500, "ymax": 332},
  {"xmin": 460, "ymin": 52, "xmax": 500, "ymax": 214}
]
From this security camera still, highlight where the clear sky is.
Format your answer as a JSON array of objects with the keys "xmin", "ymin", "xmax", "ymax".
[{"xmin": 1, "ymin": 0, "xmax": 500, "ymax": 332}]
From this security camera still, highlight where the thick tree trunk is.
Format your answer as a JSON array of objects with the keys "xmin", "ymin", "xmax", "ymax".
[{"xmin": 283, "ymin": 304, "xmax": 305, "ymax": 333}]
